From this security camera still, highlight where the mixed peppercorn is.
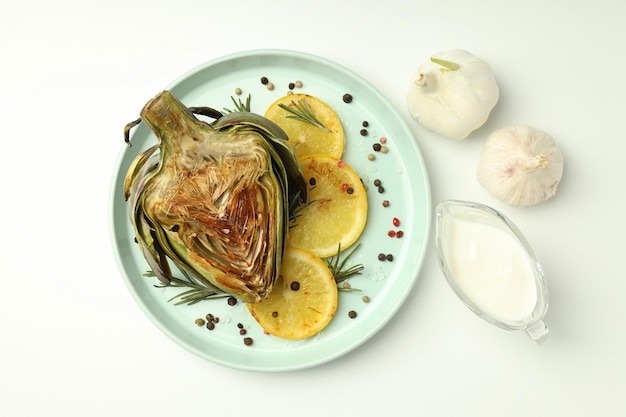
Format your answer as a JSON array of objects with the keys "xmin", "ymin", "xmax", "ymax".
[{"xmin": 194, "ymin": 297, "xmax": 258, "ymax": 346}]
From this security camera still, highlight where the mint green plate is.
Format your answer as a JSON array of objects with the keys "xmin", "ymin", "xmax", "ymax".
[{"xmin": 110, "ymin": 49, "xmax": 431, "ymax": 372}]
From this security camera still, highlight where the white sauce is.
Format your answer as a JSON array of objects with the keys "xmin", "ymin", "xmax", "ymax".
[{"xmin": 443, "ymin": 217, "xmax": 537, "ymax": 323}]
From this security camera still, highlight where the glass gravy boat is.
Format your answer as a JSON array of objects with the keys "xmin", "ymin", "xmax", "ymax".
[{"xmin": 435, "ymin": 200, "xmax": 550, "ymax": 343}]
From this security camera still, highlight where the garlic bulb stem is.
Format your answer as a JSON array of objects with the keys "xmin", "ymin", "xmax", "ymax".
[{"xmin": 414, "ymin": 72, "xmax": 438, "ymax": 92}]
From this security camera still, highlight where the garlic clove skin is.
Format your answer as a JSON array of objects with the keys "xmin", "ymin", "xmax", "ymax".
[
  {"xmin": 407, "ymin": 49, "xmax": 499, "ymax": 140},
  {"xmin": 477, "ymin": 125, "xmax": 564, "ymax": 206}
]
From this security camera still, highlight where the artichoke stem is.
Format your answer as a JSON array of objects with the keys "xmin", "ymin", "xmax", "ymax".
[{"xmin": 142, "ymin": 92, "xmax": 197, "ymax": 135}]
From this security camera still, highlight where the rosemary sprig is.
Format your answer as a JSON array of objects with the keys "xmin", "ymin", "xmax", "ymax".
[
  {"xmin": 145, "ymin": 240, "xmax": 365, "ymax": 305},
  {"xmin": 146, "ymin": 271, "xmax": 227, "ymax": 306},
  {"xmin": 278, "ymin": 100, "xmax": 331, "ymax": 132},
  {"xmin": 326, "ymin": 243, "xmax": 364, "ymax": 291},
  {"xmin": 223, "ymin": 94, "xmax": 251, "ymax": 113}
]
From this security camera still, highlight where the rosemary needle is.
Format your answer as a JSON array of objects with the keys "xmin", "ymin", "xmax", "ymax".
[
  {"xmin": 223, "ymin": 94, "xmax": 251, "ymax": 113},
  {"xmin": 326, "ymin": 243, "xmax": 364, "ymax": 288}
]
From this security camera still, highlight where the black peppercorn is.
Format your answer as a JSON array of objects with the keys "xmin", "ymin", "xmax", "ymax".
[
  {"xmin": 342, "ymin": 93, "xmax": 353, "ymax": 103},
  {"xmin": 373, "ymin": 143, "xmax": 382, "ymax": 152},
  {"xmin": 260, "ymin": 76, "xmax": 269, "ymax": 85}
]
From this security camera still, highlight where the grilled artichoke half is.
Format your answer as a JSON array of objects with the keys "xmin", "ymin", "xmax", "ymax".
[{"xmin": 124, "ymin": 91, "xmax": 307, "ymax": 304}]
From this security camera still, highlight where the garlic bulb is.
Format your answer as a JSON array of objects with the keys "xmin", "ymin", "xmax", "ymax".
[
  {"xmin": 407, "ymin": 49, "xmax": 499, "ymax": 140},
  {"xmin": 477, "ymin": 125, "xmax": 564, "ymax": 206}
]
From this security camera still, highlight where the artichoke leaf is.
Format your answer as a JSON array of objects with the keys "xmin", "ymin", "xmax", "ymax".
[
  {"xmin": 135, "ymin": 209, "xmax": 172, "ymax": 284},
  {"xmin": 123, "ymin": 144, "xmax": 159, "ymax": 201}
]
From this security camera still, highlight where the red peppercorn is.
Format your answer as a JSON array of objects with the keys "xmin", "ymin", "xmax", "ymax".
[
  {"xmin": 342, "ymin": 183, "xmax": 349, "ymax": 191},
  {"xmin": 393, "ymin": 217, "xmax": 400, "ymax": 227},
  {"xmin": 387, "ymin": 230, "xmax": 396, "ymax": 238},
  {"xmin": 396, "ymin": 230, "xmax": 404, "ymax": 238}
]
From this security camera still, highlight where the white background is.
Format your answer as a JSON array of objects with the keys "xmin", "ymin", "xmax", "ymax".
[{"xmin": 1, "ymin": 0, "xmax": 625, "ymax": 416}]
